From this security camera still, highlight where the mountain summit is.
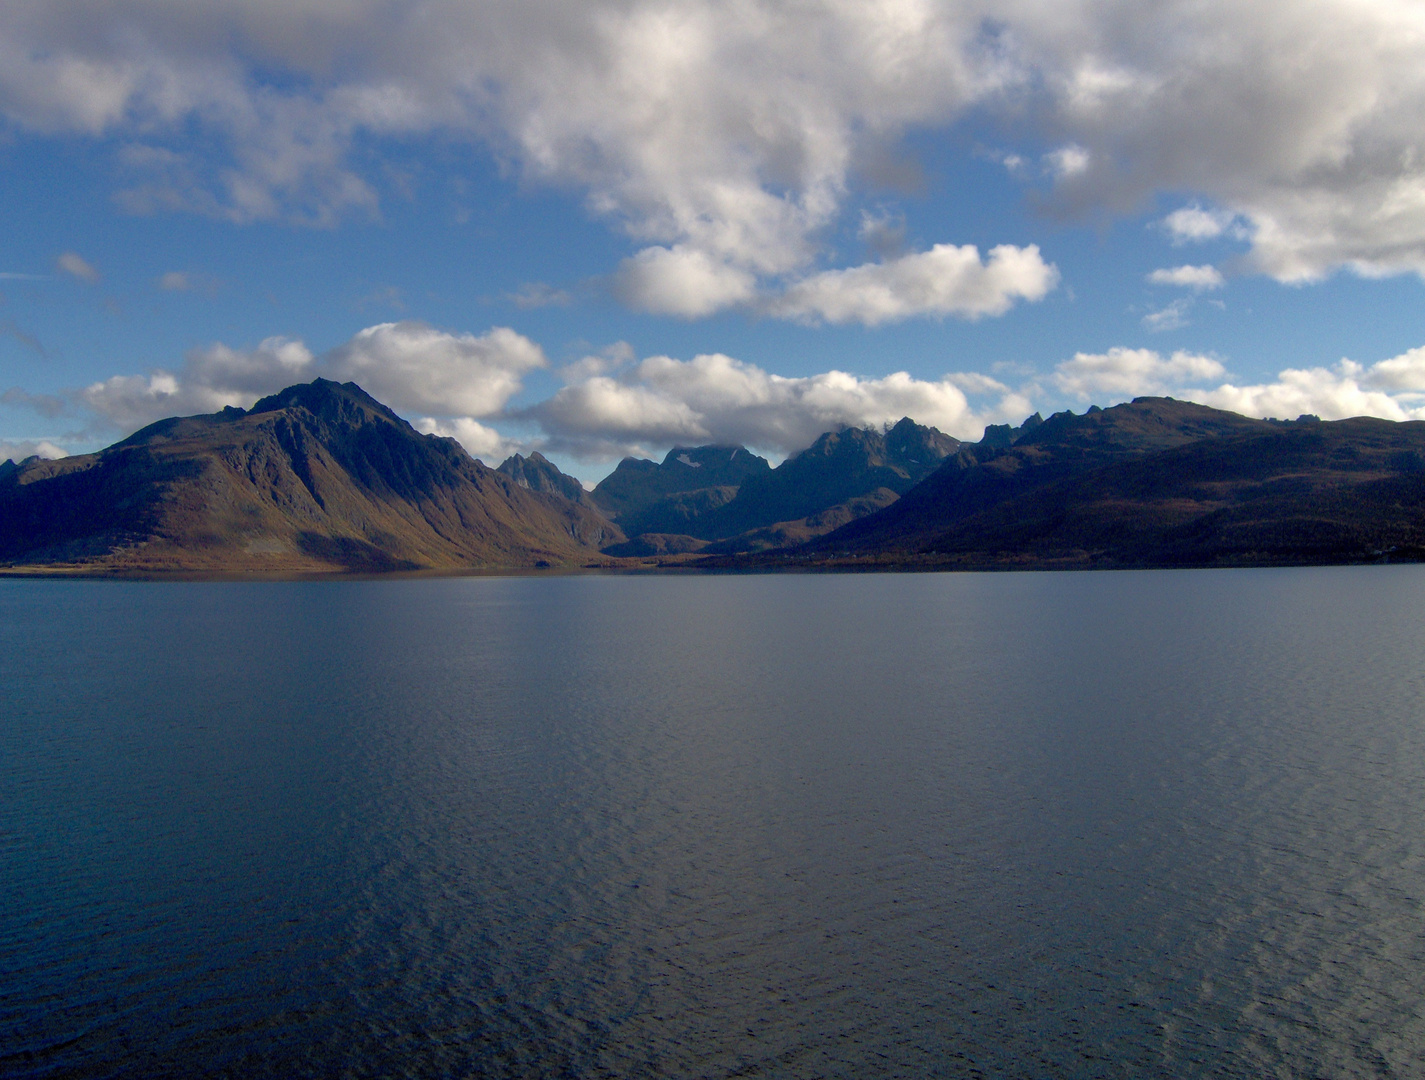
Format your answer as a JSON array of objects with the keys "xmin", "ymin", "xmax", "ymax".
[{"xmin": 0, "ymin": 379, "xmax": 618, "ymax": 573}]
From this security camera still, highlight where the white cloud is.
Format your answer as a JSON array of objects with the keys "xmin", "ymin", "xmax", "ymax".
[
  {"xmin": 770, "ymin": 244, "xmax": 1058, "ymax": 325},
  {"xmin": 1148, "ymin": 264, "xmax": 1224, "ymax": 290},
  {"xmin": 157, "ymin": 271, "xmax": 191, "ymax": 291},
  {"xmin": 7, "ymin": 2, "xmax": 1425, "ymax": 289},
  {"xmin": 56, "ymin": 252, "xmax": 98, "ymax": 282},
  {"xmin": 1054, "ymin": 347, "xmax": 1226, "ymax": 400},
  {"xmin": 1359, "ymin": 345, "xmax": 1425, "ymax": 392},
  {"xmin": 1187, "ymin": 345, "xmax": 1425, "ymax": 420},
  {"xmin": 1142, "ymin": 298, "xmax": 1193, "ymax": 332},
  {"xmin": 1162, "ymin": 206, "xmax": 1242, "ymax": 244},
  {"xmin": 76, "ymin": 321, "xmax": 543, "ymax": 433},
  {"xmin": 614, "ymin": 246, "xmax": 757, "ymax": 318},
  {"xmin": 324, "ymin": 322, "xmax": 545, "ymax": 417},
  {"xmin": 413, "ymin": 416, "xmax": 518, "ymax": 462},
  {"xmin": 1054, "ymin": 342, "xmax": 1425, "ymax": 422},
  {"xmin": 78, "ymin": 335, "xmax": 316, "ymax": 430},
  {"xmin": 0, "ymin": 439, "xmax": 66, "ymax": 462},
  {"xmin": 528, "ymin": 349, "xmax": 1027, "ymax": 458},
  {"xmin": 1190, "ymin": 367, "xmax": 1422, "ymax": 422}
]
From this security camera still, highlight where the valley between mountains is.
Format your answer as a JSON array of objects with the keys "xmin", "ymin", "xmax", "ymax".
[{"xmin": 5, "ymin": 377, "xmax": 1425, "ymax": 574}]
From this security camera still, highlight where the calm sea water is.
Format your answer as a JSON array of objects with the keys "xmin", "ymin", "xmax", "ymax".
[{"xmin": 2, "ymin": 568, "xmax": 1424, "ymax": 1078}]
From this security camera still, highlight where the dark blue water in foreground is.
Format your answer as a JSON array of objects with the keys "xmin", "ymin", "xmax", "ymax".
[{"xmin": 3, "ymin": 568, "xmax": 1424, "ymax": 1078}]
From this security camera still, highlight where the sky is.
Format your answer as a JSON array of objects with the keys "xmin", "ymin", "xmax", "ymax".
[{"xmin": 4, "ymin": 0, "xmax": 1425, "ymax": 484}]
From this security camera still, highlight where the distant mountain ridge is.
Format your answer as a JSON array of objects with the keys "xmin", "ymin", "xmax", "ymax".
[
  {"xmin": 590, "ymin": 417, "xmax": 958, "ymax": 554},
  {"xmin": 591, "ymin": 444, "xmax": 773, "ymax": 539},
  {"xmin": 0, "ymin": 379, "xmax": 619, "ymax": 573}
]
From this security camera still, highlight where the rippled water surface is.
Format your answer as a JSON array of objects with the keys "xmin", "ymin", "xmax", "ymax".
[{"xmin": 3, "ymin": 568, "xmax": 1425, "ymax": 1078}]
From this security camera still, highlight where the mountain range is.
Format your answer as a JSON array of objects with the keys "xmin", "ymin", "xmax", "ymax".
[
  {"xmin": 586, "ymin": 417, "xmax": 959, "ymax": 556},
  {"xmin": 5, "ymin": 378, "xmax": 1425, "ymax": 574}
]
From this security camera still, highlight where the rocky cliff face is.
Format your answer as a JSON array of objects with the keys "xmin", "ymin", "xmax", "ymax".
[
  {"xmin": 590, "ymin": 444, "xmax": 772, "ymax": 537},
  {"xmin": 0, "ymin": 379, "xmax": 619, "ymax": 572},
  {"xmin": 497, "ymin": 450, "xmax": 601, "ymax": 509}
]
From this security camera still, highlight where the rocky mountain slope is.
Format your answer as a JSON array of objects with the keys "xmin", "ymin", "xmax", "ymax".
[
  {"xmin": 0, "ymin": 379, "xmax": 619, "ymax": 573},
  {"xmin": 590, "ymin": 444, "xmax": 772, "ymax": 540},
  {"xmin": 591, "ymin": 418, "xmax": 958, "ymax": 554},
  {"xmin": 496, "ymin": 450, "xmax": 600, "ymax": 508},
  {"xmin": 786, "ymin": 398, "xmax": 1425, "ymax": 568}
]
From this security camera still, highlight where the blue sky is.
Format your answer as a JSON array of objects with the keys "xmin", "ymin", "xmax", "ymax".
[{"xmin": 4, "ymin": 1, "xmax": 1425, "ymax": 483}]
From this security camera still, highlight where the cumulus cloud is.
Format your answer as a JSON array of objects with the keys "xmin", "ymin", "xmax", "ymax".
[
  {"xmin": 615, "ymin": 246, "xmax": 757, "ymax": 318},
  {"xmin": 1053, "ymin": 342, "xmax": 1425, "ymax": 423},
  {"xmin": 11, "ymin": 2, "xmax": 1425, "ymax": 297},
  {"xmin": 1054, "ymin": 347, "xmax": 1226, "ymax": 400},
  {"xmin": 78, "ymin": 335, "xmax": 316, "ymax": 430},
  {"xmin": 1190, "ymin": 366, "xmax": 1424, "ymax": 422},
  {"xmin": 1148, "ymin": 265, "xmax": 1224, "ymax": 290},
  {"xmin": 526, "ymin": 350, "xmax": 1029, "ymax": 458},
  {"xmin": 324, "ymin": 323, "xmax": 545, "ymax": 417},
  {"xmin": 74, "ymin": 322, "xmax": 544, "ymax": 456},
  {"xmin": 770, "ymin": 244, "xmax": 1058, "ymax": 325},
  {"xmin": 413, "ymin": 416, "xmax": 518, "ymax": 461},
  {"xmin": 55, "ymin": 252, "xmax": 98, "ymax": 282},
  {"xmin": 0, "ymin": 439, "xmax": 66, "ymax": 462},
  {"xmin": 1358, "ymin": 345, "xmax": 1425, "ymax": 393}
]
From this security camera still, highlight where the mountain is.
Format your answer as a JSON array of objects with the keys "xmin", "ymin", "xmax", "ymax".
[
  {"xmin": 497, "ymin": 450, "xmax": 600, "ymax": 508},
  {"xmin": 789, "ymin": 398, "xmax": 1425, "ymax": 568},
  {"xmin": 0, "ymin": 379, "xmax": 619, "ymax": 573},
  {"xmin": 591, "ymin": 418, "xmax": 958, "ymax": 553},
  {"xmin": 697, "ymin": 417, "xmax": 959, "ymax": 549},
  {"xmin": 590, "ymin": 444, "xmax": 772, "ymax": 538},
  {"xmin": 814, "ymin": 398, "xmax": 1272, "ymax": 555}
]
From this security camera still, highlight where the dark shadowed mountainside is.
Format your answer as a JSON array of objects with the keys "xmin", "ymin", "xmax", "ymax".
[
  {"xmin": 778, "ymin": 398, "xmax": 1425, "ymax": 568},
  {"xmin": 0, "ymin": 379, "xmax": 620, "ymax": 573},
  {"xmin": 812, "ymin": 398, "xmax": 1274, "ymax": 555},
  {"xmin": 592, "ymin": 417, "xmax": 958, "ymax": 553},
  {"xmin": 497, "ymin": 450, "xmax": 600, "ymax": 509},
  {"xmin": 590, "ymin": 444, "xmax": 772, "ymax": 538},
  {"xmin": 697, "ymin": 417, "xmax": 959, "ymax": 550}
]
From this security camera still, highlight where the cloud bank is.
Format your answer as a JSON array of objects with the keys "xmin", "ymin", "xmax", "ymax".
[
  {"xmin": 7, "ymin": 1, "xmax": 1425, "ymax": 314},
  {"xmin": 1052, "ymin": 344, "xmax": 1425, "ymax": 423},
  {"xmin": 41, "ymin": 320, "xmax": 1029, "ymax": 462},
  {"xmin": 16, "ymin": 327, "xmax": 1425, "ymax": 473},
  {"xmin": 527, "ymin": 351, "xmax": 1031, "ymax": 458}
]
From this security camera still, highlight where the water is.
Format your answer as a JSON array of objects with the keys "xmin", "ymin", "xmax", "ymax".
[{"xmin": 2, "ymin": 568, "xmax": 1424, "ymax": 1078}]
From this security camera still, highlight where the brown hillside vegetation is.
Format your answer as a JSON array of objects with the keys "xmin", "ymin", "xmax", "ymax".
[{"xmin": 0, "ymin": 379, "xmax": 620, "ymax": 574}]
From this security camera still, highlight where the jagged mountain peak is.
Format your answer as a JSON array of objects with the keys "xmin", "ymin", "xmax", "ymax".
[{"xmin": 1, "ymin": 378, "xmax": 618, "ymax": 573}]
